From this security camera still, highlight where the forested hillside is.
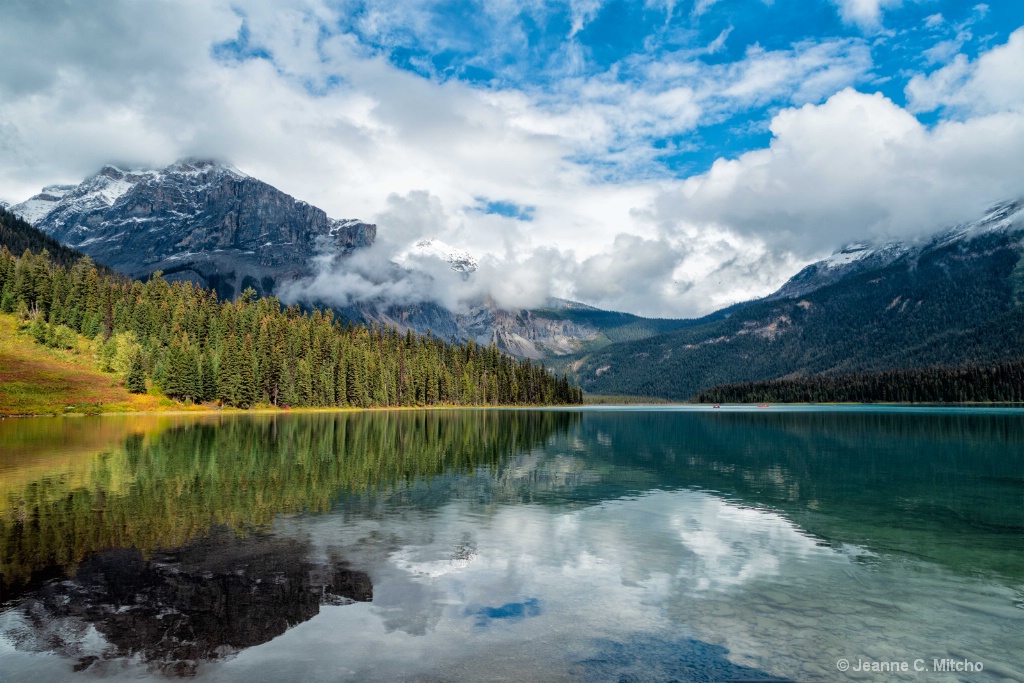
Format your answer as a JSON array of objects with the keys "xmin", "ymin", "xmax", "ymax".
[
  {"xmin": 0, "ymin": 211, "xmax": 581, "ymax": 409},
  {"xmin": 0, "ymin": 206, "xmax": 93, "ymax": 271},
  {"xmin": 575, "ymin": 228, "xmax": 1024, "ymax": 400},
  {"xmin": 695, "ymin": 361, "xmax": 1024, "ymax": 404}
]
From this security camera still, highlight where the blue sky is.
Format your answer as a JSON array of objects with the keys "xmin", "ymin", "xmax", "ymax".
[
  {"xmin": 304, "ymin": 0, "xmax": 1021, "ymax": 175},
  {"xmin": 2, "ymin": 0, "xmax": 1024, "ymax": 316}
]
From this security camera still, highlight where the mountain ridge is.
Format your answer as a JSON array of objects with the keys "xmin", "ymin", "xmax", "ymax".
[
  {"xmin": 768, "ymin": 200, "xmax": 1024, "ymax": 301},
  {"xmin": 15, "ymin": 160, "xmax": 1022, "ymax": 378},
  {"xmin": 570, "ymin": 200, "xmax": 1024, "ymax": 399},
  {"xmin": 12, "ymin": 160, "xmax": 693, "ymax": 358},
  {"xmin": 12, "ymin": 159, "xmax": 375, "ymax": 301}
]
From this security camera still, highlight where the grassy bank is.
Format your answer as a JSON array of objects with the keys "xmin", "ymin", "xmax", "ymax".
[{"xmin": 0, "ymin": 313, "xmax": 170, "ymax": 416}]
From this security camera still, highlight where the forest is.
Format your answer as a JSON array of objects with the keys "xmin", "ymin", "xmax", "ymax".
[
  {"xmin": 694, "ymin": 361, "xmax": 1024, "ymax": 404},
  {"xmin": 0, "ymin": 209, "xmax": 582, "ymax": 408}
]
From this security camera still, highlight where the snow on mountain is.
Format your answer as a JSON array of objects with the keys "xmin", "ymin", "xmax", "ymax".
[
  {"xmin": 13, "ymin": 158, "xmax": 375, "ymax": 300},
  {"xmin": 398, "ymin": 238, "xmax": 479, "ymax": 274},
  {"xmin": 11, "ymin": 184, "xmax": 76, "ymax": 224},
  {"xmin": 11, "ymin": 160, "xmax": 256, "ymax": 236},
  {"xmin": 931, "ymin": 199, "xmax": 1024, "ymax": 248},
  {"xmin": 771, "ymin": 199, "xmax": 1024, "ymax": 300}
]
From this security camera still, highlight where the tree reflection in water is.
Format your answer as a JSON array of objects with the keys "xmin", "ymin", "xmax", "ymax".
[
  {"xmin": 0, "ymin": 410, "xmax": 578, "ymax": 675},
  {"xmin": 9, "ymin": 528, "xmax": 371, "ymax": 676}
]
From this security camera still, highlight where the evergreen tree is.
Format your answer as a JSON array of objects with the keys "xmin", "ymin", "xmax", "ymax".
[
  {"xmin": 236, "ymin": 334, "xmax": 259, "ymax": 408},
  {"xmin": 200, "ymin": 352, "xmax": 217, "ymax": 403},
  {"xmin": 0, "ymin": 244, "xmax": 584, "ymax": 409},
  {"xmin": 125, "ymin": 353, "xmax": 148, "ymax": 394},
  {"xmin": 164, "ymin": 333, "xmax": 200, "ymax": 402}
]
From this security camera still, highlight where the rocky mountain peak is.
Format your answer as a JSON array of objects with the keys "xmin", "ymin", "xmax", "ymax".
[
  {"xmin": 162, "ymin": 157, "xmax": 249, "ymax": 178},
  {"xmin": 769, "ymin": 199, "xmax": 1024, "ymax": 301},
  {"xmin": 12, "ymin": 159, "xmax": 375, "ymax": 300},
  {"xmin": 399, "ymin": 238, "xmax": 479, "ymax": 274}
]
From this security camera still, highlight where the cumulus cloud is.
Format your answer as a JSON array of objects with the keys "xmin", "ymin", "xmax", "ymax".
[
  {"xmin": 906, "ymin": 27, "xmax": 1024, "ymax": 116},
  {"xmin": 278, "ymin": 190, "xmax": 577, "ymax": 313},
  {"xmin": 1, "ymin": 1, "xmax": 1023, "ymax": 318},
  {"xmin": 655, "ymin": 86, "xmax": 1024, "ymax": 255},
  {"xmin": 574, "ymin": 235, "xmax": 685, "ymax": 314},
  {"xmin": 831, "ymin": 0, "xmax": 901, "ymax": 30}
]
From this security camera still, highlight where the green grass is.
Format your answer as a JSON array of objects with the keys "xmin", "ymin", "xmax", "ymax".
[{"xmin": 0, "ymin": 313, "xmax": 163, "ymax": 415}]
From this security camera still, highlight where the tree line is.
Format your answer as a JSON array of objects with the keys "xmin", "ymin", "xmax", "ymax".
[
  {"xmin": 1, "ymin": 206, "xmax": 92, "ymax": 271},
  {"xmin": 0, "ymin": 226, "xmax": 582, "ymax": 408},
  {"xmin": 693, "ymin": 361, "xmax": 1024, "ymax": 404}
]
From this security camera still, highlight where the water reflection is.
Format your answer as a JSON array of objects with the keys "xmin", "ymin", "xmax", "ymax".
[
  {"xmin": 1, "ymin": 407, "xmax": 1022, "ymax": 682},
  {"xmin": 1, "ymin": 410, "xmax": 577, "ymax": 597},
  {"xmin": 6, "ymin": 527, "xmax": 371, "ymax": 676}
]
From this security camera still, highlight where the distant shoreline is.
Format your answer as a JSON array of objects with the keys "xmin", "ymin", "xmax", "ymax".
[{"xmin": 6, "ymin": 400, "xmax": 1024, "ymax": 419}]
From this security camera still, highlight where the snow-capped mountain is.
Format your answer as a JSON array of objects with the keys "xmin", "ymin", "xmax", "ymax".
[
  {"xmin": 398, "ymin": 238, "xmax": 479, "ymax": 274},
  {"xmin": 770, "ymin": 199, "xmax": 1024, "ymax": 300},
  {"xmin": 12, "ymin": 159, "xmax": 375, "ymax": 300},
  {"xmin": 11, "ymin": 160, "xmax": 673, "ymax": 359},
  {"xmin": 576, "ymin": 198, "xmax": 1024, "ymax": 398}
]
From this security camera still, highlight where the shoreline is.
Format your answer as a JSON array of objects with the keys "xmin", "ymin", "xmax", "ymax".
[
  {"xmin": 5, "ymin": 399, "xmax": 1024, "ymax": 419},
  {"xmin": 0, "ymin": 403, "xmax": 586, "ymax": 419}
]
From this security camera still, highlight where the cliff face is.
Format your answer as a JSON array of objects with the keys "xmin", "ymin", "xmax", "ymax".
[
  {"xmin": 14, "ymin": 159, "xmax": 375, "ymax": 300},
  {"xmin": 340, "ymin": 299, "xmax": 606, "ymax": 360}
]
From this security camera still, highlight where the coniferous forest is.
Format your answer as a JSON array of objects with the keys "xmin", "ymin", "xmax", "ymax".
[
  {"xmin": 0, "ymin": 210, "xmax": 582, "ymax": 408},
  {"xmin": 694, "ymin": 362, "xmax": 1024, "ymax": 404}
]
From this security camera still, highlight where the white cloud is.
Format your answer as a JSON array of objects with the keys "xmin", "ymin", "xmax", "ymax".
[
  {"xmin": 716, "ymin": 39, "xmax": 872, "ymax": 106},
  {"xmin": 922, "ymin": 39, "xmax": 963, "ymax": 65},
  {"xmin": 1, "ymin": 1, "xmax": 1023, "ymax": 318},
  {"xmin": 691, "ymin": 0, "xmax": 722, "ymax": 18},
  {"xmin": 654, "ymin": 87, "xmax": 1024, "ymax": 258},
  {"xmin": 568, "ymin": 0, "xmax": 604, "ymax": 37},
  {"xmin": 831, "ymin": 0, "xmax": 901, "ymax": 30},
  {"xmin": 706, "ymin": 27, "xmax": 732, "ymax": 54},
  {"xmin": 906, "ymin": 27, "xmax": 1024, "ymax": 116}
]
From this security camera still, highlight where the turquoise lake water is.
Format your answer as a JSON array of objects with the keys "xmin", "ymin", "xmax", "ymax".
[{"xmin": 1, "ymin": 406, "xmax": 1022, "ymax": 681}]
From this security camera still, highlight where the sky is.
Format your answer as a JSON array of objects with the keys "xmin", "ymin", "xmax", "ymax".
[{"xmin": 1, "ymin": 0, "xmax": 1023, "ymax": 317}]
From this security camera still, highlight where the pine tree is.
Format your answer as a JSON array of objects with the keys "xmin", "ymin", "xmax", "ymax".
[
  {"xmin": 236, "ymin": 334, "xmax": 258, "ymax": 408},
  {"xmin": 200, "ymin": 352, "xmax": 217, "ymax": 403},
  {"xmin": 164, "ymin": 333, "xmax": 200, "ymax": 402},
  {"xmin": 1, "ymin": 246, "xmax": 584, "ymax": 410},
  {"xmin": 125, "ymin": 353, "xmax": 147, "ymax": 394}
]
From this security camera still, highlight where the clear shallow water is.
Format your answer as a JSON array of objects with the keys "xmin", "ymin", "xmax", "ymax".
[{"xmin": 0, "ymin": 407, "xmax": 1022, "ymax": 682}]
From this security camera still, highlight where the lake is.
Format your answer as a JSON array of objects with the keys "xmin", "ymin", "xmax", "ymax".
[{"xmin": 1, "ymin": 407, "xmax": 1022, "ymax": 682}]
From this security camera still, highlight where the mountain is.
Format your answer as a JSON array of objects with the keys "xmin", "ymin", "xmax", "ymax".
[
  {"xmin": 332, "ymin": 297, "xmax": 712, "ymax": 361},
  {"xmin": 12, "ymin": 159, "xmax": 375, "ymax": 301},
  {"xmin": 573, "ymin": 200, "xmax": 1024, "ymax": 399},
  {"xmin": 767, "ymin": 201, "xmax": 1023, "ymax": 301},
  {"xmin": 399, "ymin": 238, "xmax": 479, "ymax": 275},
  {"xmin": 0, "ymin": 205, "xmax": 96, "ymax": 271},
  {"xmin": 11, "ymin": 160, "xmax": 695, "ymax": 359}
]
